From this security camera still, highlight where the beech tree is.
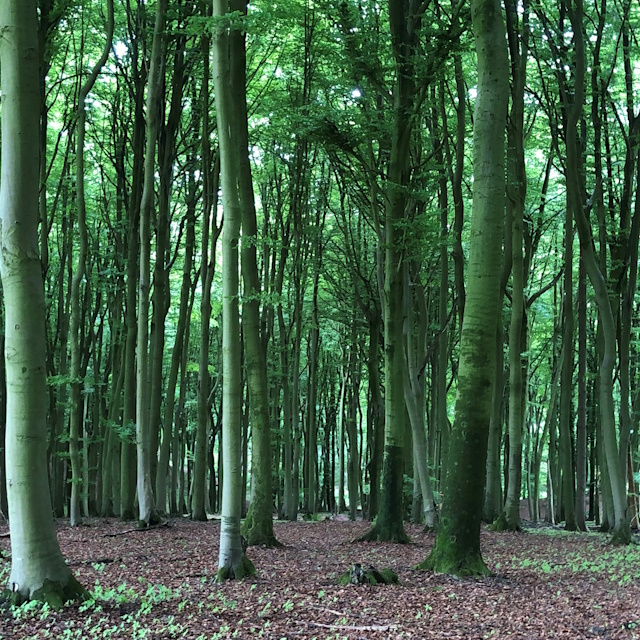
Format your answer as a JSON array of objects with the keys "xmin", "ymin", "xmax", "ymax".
[
  {"xmin": 419, "ymin": 0, "xmax": 509, "ymax": 575},
  {"xmin": 213, "ymin": 0, "xmax": 256, "ymax": 580},
  {"xmin": 0, "ymin": 0, "xmax": 86, "ymax": 606}
]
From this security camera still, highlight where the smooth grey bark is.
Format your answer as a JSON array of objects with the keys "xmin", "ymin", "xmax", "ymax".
[
  {"xmin": 213, "ymin": 0, "xmax": 255, "ymax": 580},
  {"xmin": 0, "ymin": 0, "xmax": 86, "ymax": 604}
]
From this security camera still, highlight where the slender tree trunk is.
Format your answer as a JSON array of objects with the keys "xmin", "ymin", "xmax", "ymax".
[
  {"xmin": 156, "ymin": 183, "xmax": 196, "ymax": 513},
  {"xmin": 567, "ymin": 0, "xmax": 629, "ymax": 544},
  {"xmin": 69, "ymin": 0, "xmax": 114, "ymax": 527},
  {"xmin": 575, "ymin": 256, "xmax": 587, "ymax": 530},
  {"xmin": 136, "ymin": 0, "xmax": 168, "ymax": 527},
  {"xmin": 193, "ymin": 28, "xmax": 220, "ymax": 520},
  {"xmin": 213, "ymin": 0, "xmax": 255, "ymax": 580}
]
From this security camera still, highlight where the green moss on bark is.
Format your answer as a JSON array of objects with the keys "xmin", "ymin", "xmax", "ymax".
[
  {"xmin": 356, "ymin": 445, "xmax": 409, "ymax": 543},
  {"xmin": 610, "ymin": 523, "xmax": 632, "ymax": 546},
  {"xmin": 417, "ymin": 536, "xmax": 491, "ymax": 578},
  {"xmin": 490, "ymin": 513, "xmax": 521, "ymax": 532},
  {"xmin": 214, "ymin": 554, "xmax": 256, "ymax": 582},
  {"xmin": 1, "ymin": 576, "xmax": 89, "ymax": 610},
  {"xmin": 242, "ymin": 504, "xmax": 281, "ymax": 548}
]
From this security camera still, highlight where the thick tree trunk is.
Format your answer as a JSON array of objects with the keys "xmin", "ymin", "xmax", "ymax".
[
  {"xmin": 0, "ymin": 0, "xmax": 87, "ymax": 605},
  {"xmin": 420, "ymin": 0, "xmax": 509, "ymax": 575}
]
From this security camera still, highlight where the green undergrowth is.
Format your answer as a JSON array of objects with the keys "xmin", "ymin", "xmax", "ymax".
[{"xmin": 497, "ymin": 543, "xmax": 640, "ymax": 585}]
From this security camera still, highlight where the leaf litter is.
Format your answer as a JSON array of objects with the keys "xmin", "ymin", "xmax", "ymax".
[{"xmin": 0, "ymin": 519, "xmax": 639, "ymax": 639}]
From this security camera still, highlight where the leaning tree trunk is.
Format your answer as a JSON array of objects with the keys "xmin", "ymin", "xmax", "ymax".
[
  {"xmin": 0, "ymin": 0, "xmax": 87, "ymax": 606},
  {"xmin": 213, "ymin": 0, "xmax": 256, "ymax": 581},
  {"xmin": 419, "ymin": 0, "xmax": 509, "ymax": 576}
]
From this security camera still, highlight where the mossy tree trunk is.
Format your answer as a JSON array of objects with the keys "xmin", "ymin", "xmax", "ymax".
[
  {"xmin": 0, "ymin": 0, "xmax": 87, "ymax": 605},
  {"xmin": 419, "ymin": 0, "xmax": 509, "ymax": 576},
  {"xmin": 360, "ymin": 0, "xmax": 425, "ymax": 545},
  {"xmin": 231, "ymin": 0, "xmax": 280, "ymax": 547},
  {"xmin": 213, "ymin": 0, "xmax": 256, "ymax": 580}
]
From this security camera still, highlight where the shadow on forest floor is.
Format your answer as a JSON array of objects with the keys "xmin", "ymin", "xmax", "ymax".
[{"xmin": 1, "ymin": 518, "xmax": 639, "ymax": 639}]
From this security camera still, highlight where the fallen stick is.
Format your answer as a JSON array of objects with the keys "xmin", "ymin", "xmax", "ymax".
[
  {"xmin": 103, "ymin": 521, "xmax": 169, "ymax": 537},
  {"xmin": 302, "ymin": 622, "xmax": 394, "ymax": 632}
]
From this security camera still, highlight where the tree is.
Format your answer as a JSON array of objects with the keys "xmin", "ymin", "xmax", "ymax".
[
  {"xmin": 69, "ymin": 0, "xmax": 114, "ymax": 527},
  {"xmin": 213, "ymin": 0, "xmax": 256, "ymax": 580},
  {"xmin": 419, "ymin": 0, "xmax": 509, "ymax": 575},
  {"xmin": 136, "ymin": 0, "xmax": 168, "ymax": 527},
  {"xmin": 0, "ymin": 0, "xmax": 87, "ymax": 606}
]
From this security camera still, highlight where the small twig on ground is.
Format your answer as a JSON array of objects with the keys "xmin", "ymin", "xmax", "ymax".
[
  {"xmin": 302, "ymin": 622, "xmax": 394, "ymax": 632},
  {"xmin": 103, "ymin": 521, "xmax": 169, "ymax": 537}
]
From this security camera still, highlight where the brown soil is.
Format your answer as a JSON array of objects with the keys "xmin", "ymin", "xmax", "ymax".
[{"xmin": 0, "ymin": 518, "xmax": 639, "ymax": 639}]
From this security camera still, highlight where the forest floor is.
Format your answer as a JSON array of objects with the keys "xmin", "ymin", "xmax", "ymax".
[{"xmin": 0, "ymin": 517, "xmax": 639, "ymax": 639}]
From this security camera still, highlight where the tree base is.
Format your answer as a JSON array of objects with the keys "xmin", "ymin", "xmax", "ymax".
[
  {"xmin": 1, "ymin": 575, "xmax": 89, "ymax": 610},
  {"xmin": 242, "ymin": 511, "xmax": 281, "ymax": 548},
  {"xmin": 490, "ymin": 513, "xmax": 521, "ymax": 532},
  {"xmin": 137, "ymin": 513, "xmax": 164, "ymax": 529},
  {"xmin": 215, "ymin": 554, "xmax": 256, "ymax": 582},
  {"xmin": 355, "ymin": 519, "xmax": 410, "ymax": 544},
  {"xmin": 610, "ymin": 523, "xmax": 632, "ymax": 546},
  {"xmin": 417, "ymin": 541, "xmax": 491, "ymax": 578}
]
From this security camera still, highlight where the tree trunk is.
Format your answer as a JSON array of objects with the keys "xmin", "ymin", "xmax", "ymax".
[
  {"xmin": 213, "ymin": 0, "xmax": 256, "ymax": 581},
  {"xmin": 229, "ymin": 7, "xmax": 280, "ymax": 545},
  {"xmin": 68, "ymin": 0, "xmax": 114, "ymax": 527},
  {"xmin": 420, "ymin": 0, "xmax": 509, "ymax": 575},
  {"xmin": 567, "ymin": 0, "xmax": 629, "ymax": 544},
  {"xmin": 136, "ymin": 0, "xmax": 168, "ymax": 527},
  {"xmin": 0, "ymin": 0, "xmax": 87, "ymax": 604}
]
